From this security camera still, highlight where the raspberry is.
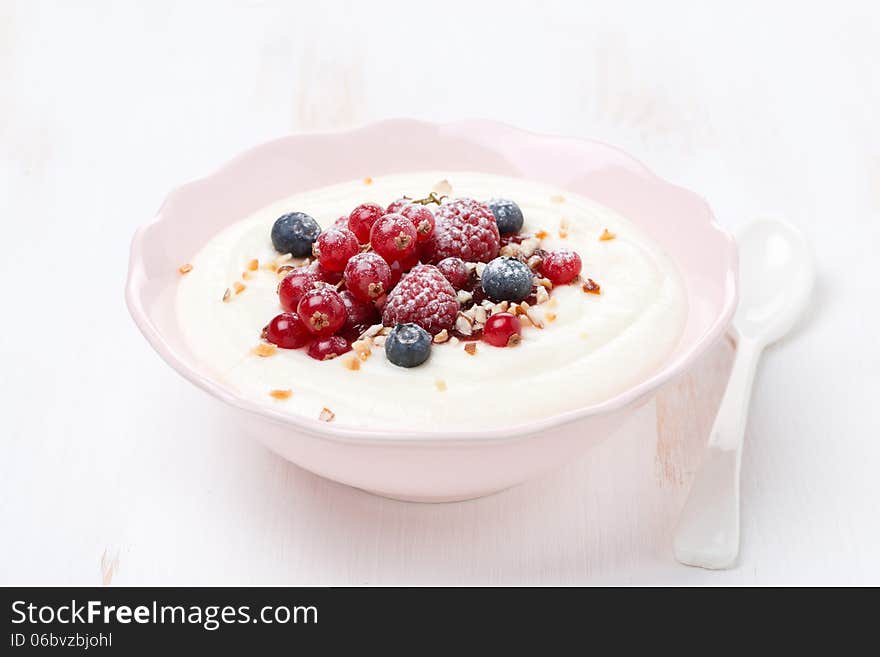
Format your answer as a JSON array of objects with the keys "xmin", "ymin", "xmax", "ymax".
[
  {"xmin": 265, "ymin": 312, "xmax": 311, "ymax": 349},
  {"xmin": 307, "ymin": 335, "xmax": 351, "ymax": 361},
  {"xmin": 423, "ymin": 198, "xmax": 500, "ymax": 264},
  {"xmin": 314, "ymin": 227, "xmax": 359, "ymax": 272},
  {"xmin": 541, "ymin": 249, "xmax": 582, "ymax": 285},
  {"xmin": 297, "ymin": 287, "xmax": 346, "ymax": 336},
  {"xmin": 483, "ymin": 312, "xmax": 522, "ymax": 347},
  {"xmin": 278, "ymin": 268, "xmax": 318, "ymax": 312},
  {"xmin": 370, "ymin": 213, "xmax": 418, "ymax": 263},
  {"xmin": 436, "ymin": 257, "xmax": 469, "ymax": 289},
  {"xmin": 348, "ymin": 202, "xmax": 384, "ymax": 243},
  {"xmin": 382, "ymin": 264, "xmax": 459, "ymax": 335},
  {"xmin": 399, "ymin": 204, "xmax": 435, "ymax": 241},
  {"xmin": 344, "ymin": 252, "xmax": 392, "ymax": 303}
]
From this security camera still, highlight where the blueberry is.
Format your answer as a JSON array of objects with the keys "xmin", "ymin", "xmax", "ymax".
[
  {"xmin": 481, "ymin": 256, "xmax": 533, "ymax": 302},
  {"xmin": 271, "ymin": 212, "xmax": 321, "ymax": 257},
  {"xmin": 487, "ymin": 198, "xmax": 524, "ymax": 235},
  {"xmin": 385, "ymin": 323, "xmax": 432, "ymax": 368}
]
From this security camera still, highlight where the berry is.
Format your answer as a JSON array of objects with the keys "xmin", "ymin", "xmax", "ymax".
[
  {"xmin": 487, "ymin": 198, "xmax": 524, "ymax": 235},
  {"xmin": 436, "ymin": 257, "xmax": 469, "ymax": 289},
  {"xmin": 296, "ymin": 287, "xmax": 346, "ymax": 336},
  {"xmin": 400, "ymin": 204, "xmax": 435, "ymax": 241},
  {"xmin": 344, "ymin": 252, "xmax": 392, "ymax": 303},
  {"xmin": 278, "ymin": 268, "xmax": 318, "ymax": 312},
  {"xmin": 388, "ymin": 252, "xmax": 420, "ymax": 288},
  {"xmin": 314, "ymin": 227, "xmax": 359, "ymax": 272},
  {"xmin": 311, "ymin": 262, "xmax": 344, "ymax": 285},
  {"xmin": 481, "ymin": 256, "xmax": 533, "ymax": 302},
  {"xmin": 339, "ymin": 289, "xmax": 379, "ymax": 329},
  {"xmin": 370, "ymin": 213, "xmax": 418, "ymax": 263},
  {"xmin": 307, "ymin": 335, "xmax": 351, "ymax": 360},
  {"xmin": 541, "ymin": 249, "xmax": 582, "ymax": 285},
  {"xmin": 483, "ymin": 312, "xmax": 522, "ymax": 347},
  {"xmin": 271, "ymin": 212, "xmax": 321, "ymax": 257},
  {"xmin": 382, "ymin": 264, "xmax": 459, "ymax": 335},
  {"xmin": 348, "ymin": 202, "xmax": 384, "ymax": 243},
  {"xmin": 423, "ymin": 198, "xmax": 500, "ymax": 263},
  {"xmin": 385, "ymin": 197, "xmax": 411, "ymax": 214},
  {"xmin": 333, "ymin": 215, "xmax": 349, "ymax": 229},
  {"xmin": 265, "ymin": 312, "xmax": 311, "ymax": 349},
  {"xmin": 385, "ymin": 323, "xmax": 432, "ymax": 368}
]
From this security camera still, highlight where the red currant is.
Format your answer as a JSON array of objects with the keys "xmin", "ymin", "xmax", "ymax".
[
  {"xmin": 339, "ymin": 289, "xmax": 379, "ymax": 329},
  {"xmin": 265, "ymin": 312, "xmax": 311, "ymax": 349},
  {"xmin": 436, "ymin": 257, "xmax": 469, "ymax": 289},
  {"xmin": 388, "ymin": 251, "xmax": 420, "ymax": 288},
  {"xmin": 333, "ymin": 215, "xmax": 349, "ymax": 229},
  {"xmin": 307, "ymin": 335, "xmax": 352, "ymax": 361},
  {"xmin": 296, "ymin": 287, "xmax": 346, "ymax": 336},
  {"xmin": 348, "ymin": 202, "xmax": 384, "ymax": 243},
  {"xmin": 385, "ymin": 197, "xmax": 410, "ymax": 214},
  {"xmin": 400, "ymin": 204, "xmax": 435, "ymax": 241},
  {"xmin": 314, "ymin": 227, "xmax": 358, "ymax": 272},
  {"xmin": 541, "ymin": 249, "xmax": 582, "ymax": 285},
  {"xmin": 370, "ymin": 213, "xmax": 418, "ymax": 263},
  {"xmin": 483, "ymin": 312, "xmax": 522, "ymax": 347},
  {"xmin": 278, "ymin": 268, "xmax": 318, "ymax": 312},
  {"xmin": 343, "ymin": 252, "xmax": 392, "ymax": 303}
]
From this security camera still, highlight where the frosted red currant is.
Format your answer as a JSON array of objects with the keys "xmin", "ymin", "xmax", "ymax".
[
  {"xmin": 296, "ymin": 287, "xmax": 346, "ymax": 336},
  {"xmin": 436, "ymin": 257, "xmax": 469, "ymax": 289},
  {"xmin": 307, "ymin": 335, "xmax": 352, "ymax": 361},
  {"xmin": 385, "ymin": 197, "xmax": 410, "ymax": 214},
  {"xmin": 278, "ymin": 268, "xmax": 318, "ymax": 312},
  {"xmin": 482, "ymin": 312, "xmax": 522, "ymax": 347},
  {"xmin": 314, "ymin": 227, "xmax": 359, "ymax": 272},
  {"xmin": 343, "ymin": 252, "xmax": 392, "ymax": 303},
  {"xmin": 541, "ymin": 249, "xmax": 582, "ymax": 285},
  {"xmin": 339, "ymin": 289, "xmax": 379, "ymax": 329},
  {"xmin": 348, "ymin": 202, "xmax": 384, "ymax": 243},
  {"xmin": 265, "ymin": 312, "xmax": 311, "ymax": 349},
  {"xmin": 370, "ymin": 213, "xmax": 418, "ymax": 263},
  {"xmin": 400, "ymin": 204, "xmax": 435, "ymax": 242}
]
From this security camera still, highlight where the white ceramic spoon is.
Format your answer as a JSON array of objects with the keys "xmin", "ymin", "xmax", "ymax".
[{"xmin": 673, "ymin": 219, "xmax": 814, "ymax": 569}]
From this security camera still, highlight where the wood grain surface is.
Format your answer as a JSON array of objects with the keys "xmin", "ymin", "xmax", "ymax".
[{"xmin": 1, "ymin": 0, "xmax": 878, "ymax": 585}]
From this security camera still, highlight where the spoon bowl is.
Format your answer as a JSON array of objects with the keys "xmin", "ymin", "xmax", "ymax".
[{"xmin": 735, "ymin": 219, "xmax": 814, "ymax": 344}]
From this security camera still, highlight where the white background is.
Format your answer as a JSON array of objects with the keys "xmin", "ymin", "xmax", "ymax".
[{"xmin": 1, "ymin": 0, "xmax": 878, "ymax": 585}]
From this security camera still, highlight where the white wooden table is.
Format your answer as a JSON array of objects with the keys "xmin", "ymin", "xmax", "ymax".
[{"xmin": 2, "ymin": 0, "xmax": 878, "ymax": 585}]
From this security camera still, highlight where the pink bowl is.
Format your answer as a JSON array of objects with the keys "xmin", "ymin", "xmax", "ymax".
[{"xmin": 126, "ymin": 119, "xmax": 737, "ymax": 502}]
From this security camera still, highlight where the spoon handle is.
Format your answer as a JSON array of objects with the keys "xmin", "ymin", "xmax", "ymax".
[{"xmin": 673, "ymin": 336, "xmax": 761, "ymax": 569}]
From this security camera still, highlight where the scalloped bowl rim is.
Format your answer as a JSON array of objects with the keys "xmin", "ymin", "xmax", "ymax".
[{"xmin": 125, "ymin": 118, "xmax": 738, "ymax": 446}]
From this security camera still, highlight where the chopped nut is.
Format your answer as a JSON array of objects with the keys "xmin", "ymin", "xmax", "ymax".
[
  {"xmin": 535, "ymin": 286, "xmax": 550, "ymax": 305},
  {"xmin": 432, "ymin": 179, "xmax": 453, "ymax": 196},
  {"xmin": 352, "ymin": 339, "xmax": 372, "ymax": 360},
  {"xmin": 456, "ymin": 289, "xmax": 473, "ymax": 305},
  {"xmin": 582, "ymin": 278, "xmax": 601, "ymax": 294},
  {"xmin": 242, "ymin": 270, "xmax": 252, "ymax": 280},
  {"xmin": 455, "ymin": 313, "xmax": 474, "ymax": 336},
  {"xmin": 464, "ymin": 262, "xmax": 478, "ymax": 274},
  {"xmin": 449, "ymin": 337, "xmax": 460, "ymax": 346},
  {"xmin": 510, "ymin": 303, "xmax": 525, "ymax": 316},
  {"xmin": 247, "ymin": 258, "xmax": 259, "ymax": 271},
  {"xmin": 520, "ymin": 238, "xmax": 540, "ymax": 258},
  {"xmin": 558, "ymin": 229, "xmax": 568, "ymax": 239},
  {"xmin": 526, "ymin": 254, "xmax": 543, "ymax": 270},
  {"xmin": 474, "ymin": 262, "xmax": 487, "ymax": 277},
  {"xmin": 525, "ymin": 307, "xmax": 544, "ymax": 328},
  {"xmin": 253, "ymin": 343, "xmax": 277, "ymax": 357},
  {"xmin": 433, "ymin": 329, "xmax": 449, "ymax": 344},
  {"xmin": 274, "ymin": 253, "xmax": 293, "ymax": 266},
  {"xmin": 500, "ymin": 243, "xmax": 521, "ymax": 258},
  {"xmin": 319, "ymin": 407, "xmax": 335, "ymax": 422},
  {"xmin": 480, "ymin": 299, "xmax": 495, "ymax": 310},
  {"xmin": 546, "ymin": 312, "xmax": 557, "ymax": 322},
  {"xmin": 534, "ymin": 276, "xmax": 553, "ymax": 290},
  {"xmin": 359, "ymin": 324, "xmax": 384, "ymax": 340},
  {"xmin": 550, "ymin": 194, "xmax": 565, "ymax": 203},
  {"xmin": 493, "ymin": 301, "xmax": 509, "ymax": 313},
  {"xmin": 343, "ymin": 355, "xmax": 361, "ymax": 370},
  {"xmin": 600, "ymin": 228, "xmax": 616, "ymax": 241},
  {"xmin": 473, "ymin": 306, "xmax": 488, "ymax": 325},
  {"xmin": 378, "ymin": 325, "xmax": 393, "ymax": 336},
  {"xmin": 276, "ymin": 265, "xmax": 295, "ymax": 280},
  {"xmin": 269, "ymin": 389, "xmax": 292, "ymax": 400},
  {"xmin": 222, "ymin": 288, "xmax": 231, "ymax": 302},
  {"xmin": 534, "ymin": 230, "xmax": 549, "ymax": 241},
  {"xmin": 372, "ymin": 335, "xmax": 386, "ymax": 347},
  {"xmin": 233, "ymin": 281, "xmax": 246, "ymax": 295},
  {"xmin": 178, "ymin": 263, "xmax": 193, "ymax": 274},
  {"xmin": 435, "ymin": 378, "xmax": 447, "ymax": 391},
  {"xmin": 363, "ymin": 176, "xmax": 373, "ymax": 185},
  {"xmin": 464, "ymin": 342, "xmax": 477, "ymax": 355}
]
